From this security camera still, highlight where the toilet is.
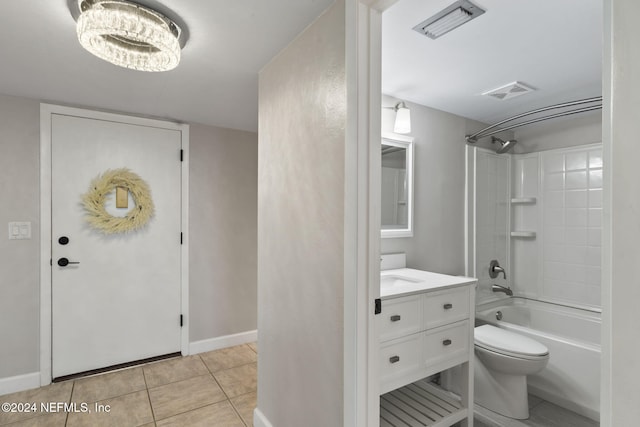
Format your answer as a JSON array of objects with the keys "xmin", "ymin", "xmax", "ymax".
[{"xmin": 474, "ymin": 324, "xmax": 549, "ymax": 419}]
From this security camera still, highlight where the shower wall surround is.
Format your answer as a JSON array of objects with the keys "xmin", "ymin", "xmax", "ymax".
[
  {"xmin": 513, "ymin": 144, "xmax": 603, "ymax": 308},
  {"xmin": 468, "ymin": 142, "xmax": 603, "ymax": 310},
  {"xmin": 468, "ymin": 148, "xmax": 510, "ymax": 301}
]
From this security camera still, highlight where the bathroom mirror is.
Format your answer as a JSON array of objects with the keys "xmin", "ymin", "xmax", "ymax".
[{"xmin": 381, "ymin": 133, "xmax": 414, "ymax": 238}]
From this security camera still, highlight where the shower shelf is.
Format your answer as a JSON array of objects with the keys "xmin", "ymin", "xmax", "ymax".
[
  {"xmin": 511, "ymin": 197, "xmax": 537, "ymax": 204},
  {"xmin": 510, "ymin": 231, "xmax": 536, "ymax": 238}
]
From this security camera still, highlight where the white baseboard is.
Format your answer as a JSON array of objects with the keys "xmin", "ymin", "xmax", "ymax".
[
  {"xmin": 254, "ymin": 407, "xmax": 273, "ymax": 427},
  {"xmin": 189, "ymin": 330, "xmax": 257, "ymax": 355},
  {"xmin": 0, "ymin": 372, "xmax": 41, "ymax": 396}
]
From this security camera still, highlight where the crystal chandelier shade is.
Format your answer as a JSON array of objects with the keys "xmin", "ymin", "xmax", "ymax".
[{"xmin": 76, "ymin": 0, "xmax": 182, "ymax": 72}]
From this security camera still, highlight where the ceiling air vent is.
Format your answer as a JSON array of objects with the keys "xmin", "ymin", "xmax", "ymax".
[
  {"xmin": 482, "ymin": 81, "xmax": 537, "ymax": 101},
  {"xmin": 413, "ymin": 0, "xmax": 485, "ymax": 40}
]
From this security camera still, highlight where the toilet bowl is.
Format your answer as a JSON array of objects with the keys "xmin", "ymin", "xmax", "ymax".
[{"xmin": 474, "ymin": 324, "xmax": 549, "ymax": 419}]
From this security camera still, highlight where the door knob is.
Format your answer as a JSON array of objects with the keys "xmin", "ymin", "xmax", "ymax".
[{"xmin": 58, "ymin": 258, "xmax": 80, "ymax": 267}]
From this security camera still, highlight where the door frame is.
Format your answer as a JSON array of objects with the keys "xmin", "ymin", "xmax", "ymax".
[
  {"xmin": 344, "ymin": 1, "xmax": 400, "ymax": 426},
  {"xmin": 39, "ymin": 104, "xmax": 190, "ymax": 385},
  {"xmin": 354, "ymin": 0, "xmax": 614, "ymax": 425}
]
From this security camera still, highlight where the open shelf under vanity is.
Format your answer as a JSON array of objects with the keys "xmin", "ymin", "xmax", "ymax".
[{"xmin": 380, "ymin": 379, "xmax": 466, "ymax": 427}]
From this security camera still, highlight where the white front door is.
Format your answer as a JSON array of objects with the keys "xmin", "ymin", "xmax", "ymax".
[{"xmin": 51, "ymin": 113, "xmax": 183, "ymax": 379}]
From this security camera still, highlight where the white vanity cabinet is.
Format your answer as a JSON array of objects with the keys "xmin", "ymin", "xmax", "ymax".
[{"xmin": 379, "ymin": 270, "xmax": 476, "ymax": 427}]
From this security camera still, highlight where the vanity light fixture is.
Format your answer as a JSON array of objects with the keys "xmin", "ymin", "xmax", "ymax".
[
  {"xmin": 389, "ymin": 101, "xmax": 411, "ymax": 134},
  {"xmin": 394, "ymin": 102, "xmax": 411, "ymax": 134},
  {"xmin": 76, "ymin": 0, "xmax": 183, "ymax": 72}
]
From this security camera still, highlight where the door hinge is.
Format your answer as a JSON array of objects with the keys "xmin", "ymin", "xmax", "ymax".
[
  {"xmin": 50, "ymin": 258, "xmax": 52, "ymax": 266},
  {"xmin": 180, "ymin": 149, "xmax": 184, "ymax": 162},
  {"xmin": 375, "ymin": 298, "xmax": 382, "ymax": 315},
  {"xmin": 180, "ymin": 232, "xmax": 183, "ymax": 245},
  {"xmin": 180, "ymin": 314, "xmax": 184, "ymax": 327}
]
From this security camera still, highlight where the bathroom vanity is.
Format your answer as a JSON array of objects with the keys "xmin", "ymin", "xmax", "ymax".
[{"xmin": 379, "ymin": 268, "xmax": 477, "ymax": 427}]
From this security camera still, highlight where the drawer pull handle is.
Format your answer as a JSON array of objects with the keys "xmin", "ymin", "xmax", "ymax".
[
  {"xmin": 443, "ymin": 339, "xmax": 452, "ymax": 346},
  {"xmin": 389, "ymin": 355, "xmax": 400, "ymax": 364},
  {"xmin": 443, "ymin": 303, "xmax": 453, "ymax": 310},
  {"xmin": 390, "ymin": 315, "xmax": 401, "ymax": 322}
]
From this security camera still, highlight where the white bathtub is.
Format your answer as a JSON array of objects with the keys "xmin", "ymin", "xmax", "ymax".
[{"xmin": 476, "ymin": 297, "xmax": 601, "ymax": 421}]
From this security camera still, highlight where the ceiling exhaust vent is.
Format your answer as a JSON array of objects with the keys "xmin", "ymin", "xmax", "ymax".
[
  {"xmin": 482, "ymin": 81, "xmax": 537, "ymax": 101},
  {"xmin": 413, "ymin": 0, "xmax": 485, "ymax": 40}
]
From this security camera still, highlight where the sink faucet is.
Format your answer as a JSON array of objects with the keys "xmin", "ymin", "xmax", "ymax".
[
  {"xmin": 489, "ymin": 260, "xmax": 507, "ymax": 280},
  {"xmin": 492, "ymin": 284, "xmax": 513, "ymax": 296}
]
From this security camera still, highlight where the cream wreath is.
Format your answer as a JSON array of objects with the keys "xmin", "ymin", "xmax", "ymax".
[{"xmin": 82, "ymin": 168, "xmax": 155, "ymax": 234}]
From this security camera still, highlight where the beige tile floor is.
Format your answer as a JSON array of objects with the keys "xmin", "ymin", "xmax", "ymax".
[{"xmin": 0, "ymin": 344, "xmax": 257, "ymax": 427}]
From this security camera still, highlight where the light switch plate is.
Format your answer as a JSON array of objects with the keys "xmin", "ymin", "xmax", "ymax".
[{"xmin": 8, "ymin": 222, "xmax": 31, "ymax": 240}]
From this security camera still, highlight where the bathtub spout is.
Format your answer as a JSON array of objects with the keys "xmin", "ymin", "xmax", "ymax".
[{"xmin": 492, "ymin": 284, "xmax": 513, "ymax": 296}]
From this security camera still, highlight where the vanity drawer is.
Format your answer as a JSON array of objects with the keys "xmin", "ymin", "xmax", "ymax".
[
  {"xmin": 379, "ymin": 295, "xmax": 421, "ymax": 342},
  {"xmin": 423, "ymin": 320, "xmax": 469, "ymax": 368},
  {"xmin": 380, "ymin": 333, "xmax": 422, "ymax": 394},
  {"xmin": 423, "ymin": 287, "xmax": 470, "ymax": 329}
]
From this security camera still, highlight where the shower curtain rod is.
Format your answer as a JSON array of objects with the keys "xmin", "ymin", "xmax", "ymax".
[{"xmin": 465, "ymin": 96, "xmax": 602, "ymax": 143}]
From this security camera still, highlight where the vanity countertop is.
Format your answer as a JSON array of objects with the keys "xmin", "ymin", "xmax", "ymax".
[{"xmin": 381, "ymin": 268, "xmax": 477, "ymax": 299}]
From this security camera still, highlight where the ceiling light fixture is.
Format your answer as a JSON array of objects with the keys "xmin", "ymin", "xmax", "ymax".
[
  {"xmin": 76, "ymin": 0, "xmax": 183, "ymax": 72},
  {"xmin": 384, "ymin": 102, "xmax": 412, "ymax": 134},
  {"xmin": 413, "ymin": 0, "xmax": 485, "ymax": 40}
]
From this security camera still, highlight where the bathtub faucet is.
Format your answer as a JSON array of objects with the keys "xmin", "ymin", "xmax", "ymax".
[
  {"xmin": 489, "ymin": 260, "xmax": 507, "ymax": 280},
  {"xmin": 492, "ymin": 284, "xmax": 513, "ymax": 296}
]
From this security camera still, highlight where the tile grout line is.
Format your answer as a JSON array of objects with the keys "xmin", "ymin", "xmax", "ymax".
[
  {"xmin": 147, "ymin": 352, "xmax": 244, "ymax": 424},
  {"xmin": 153, "ymin": 401, "xmax": 228, "ymax": 425},
  {"xmin": 71, "ymin": 385, "xmax": 148, "ymax": 406},
  {"xmin": 229, "ymin": 345, "xmax": 256, "ymax": 427},
  {"xmin": 202, "ymin": 346, "xmax": 256, "ymax": 427},
  {"xmin": 141, "ymin": 365, "xmax": 157, "ymax": 426},
  {"xmin": 64, "ymin": 380, "xmax": 75, "ymax": 427},
  {"xmin": 0, "ymin": 381, "xmax": 77, "ymax": 427},
  {"xmin": 228, "ymin": 395, "xmax": 252, "ymax": 427},
  {"xmin": 199, "ymin": 354, "xmax": 231, "ymax": 400},
  {"xmin": 2, "ymin": 345, "xmax": 257, "ymax": 427},
  {"xmin": 248, "ymin": 343, "xmax": 257, "ymax": 355},
  {"xmin": 199, "ymin": 347, "xmax": 257, "ymax": 373},
  {"xmin": 0, "ymin": 402, "xmax": 42, "ymax": 425},
  {"xmin": 143, "ymin": 355, "xmax": 237, "ymax": 389},
  {"xmin": 198, "ymin": 354, "xmax": 249, "ymax": 427}
]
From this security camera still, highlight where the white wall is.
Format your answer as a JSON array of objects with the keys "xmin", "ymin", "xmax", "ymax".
[
  {"xmin": 0, "ymin": 94, "xmax": 40, "ymax": 380},
  {"xmin": 256, "ymin": 0, "xmax": 345, "ymax": 425},
  {"xmin": 380, "ymin": 96, "xmax": 467, "ymax": 275},
  {"xmin": 603, "ymin": 0, "xmax": 640, "ymax": 424},
  {"xmin": 189, "ymin": 124, "xmax": 257, "ymax": 341},
  {"xmin": 0, "ymin": 93, "xmax": 258, "ymax": 385},
  {"xmin": 513, "ymin": 112, "xmax": 602, "ymax": 154},
  {"xmin": 380, "ymin": 95, "xmax": 512, "ymax": 276}
]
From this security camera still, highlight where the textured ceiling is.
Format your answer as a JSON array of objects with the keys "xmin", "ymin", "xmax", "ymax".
[
  {"xmin": 382, "ymin": 0, "xmax": 603, "ymax": 125},
  {"xmin": 0, "ymin": 1, "xmax": 603, "ymax": 132},
  {"xmin": 0, "ymin": 0, "xmax": 334, "ymax": 132}
]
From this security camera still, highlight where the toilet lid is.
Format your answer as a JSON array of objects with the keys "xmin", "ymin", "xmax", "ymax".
[{"xmin": 475, "ymin": 325, "xmax": 549, "ymax": 358}]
